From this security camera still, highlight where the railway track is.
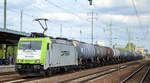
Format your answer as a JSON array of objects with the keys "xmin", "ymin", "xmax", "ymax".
[
  {"xmin": 121, "ymin": 62, "xmax": 150, "ymax": 83},
  {"xmin": 1, "ymin": 76, "xmax": 42, "ymax": 83},
  {"xmin": 0, "ymin": 61, "xmax": 144, "ymax": 83},
  {"xmin": 0, "ymin": 77, "xmax": 24, "ymax": 83},
  {"xmin": 58, "ymin": 62, "xmax": 139, "ymax": 83},
  {"xmin": 0, "ymin": 72, "xmax": 16, "ymax": 77},
  {"xmin": 0, "ymin": 74, "xmax": 24, "ymax": 83},
  {"xmin": 140, "ymin": 67, "xmax": 150, "ymax": 83}
]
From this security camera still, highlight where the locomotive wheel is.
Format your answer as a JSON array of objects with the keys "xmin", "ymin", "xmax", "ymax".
[{"xmin": 46, "ymin": 69, "xmax": 52, "ymax": 76}]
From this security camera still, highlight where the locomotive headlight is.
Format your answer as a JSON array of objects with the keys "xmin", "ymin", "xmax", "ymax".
[{"xmin": 35, "ymin": 60, "xmax": 40, "ymax": 63}]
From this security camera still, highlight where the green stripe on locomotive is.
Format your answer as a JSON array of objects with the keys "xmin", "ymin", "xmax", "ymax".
[{"xmin": 16, "ymin": 37, "xmax": 51, "ymax": 64}]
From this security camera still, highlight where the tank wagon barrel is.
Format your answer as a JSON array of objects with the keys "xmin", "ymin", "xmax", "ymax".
[
  {"xmin": 72, "ymin": 40, "xmax": 114, "ymax": 58},
  {"xmin": 73, "ymin": 42, "xmax": 96, "ymax": 59}
]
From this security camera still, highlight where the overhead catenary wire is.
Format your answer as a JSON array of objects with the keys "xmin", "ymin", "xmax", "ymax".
[
  {"xmin": 74, "ymin": 0, "xmax": 94, "ymax": 11},
  {"xmin": 14, "ymin": 1, "xmax": 91, "ymax": 25},
  {"xmin": 130, "ymin": 0, "xmax": 145, "ymax": 45},
  {"xmin": 43, "ymin": 0, "xmax": 94, "ymax": 39},
  {"xmin": 4, "ymin": 9, "xmax": 35, "ymax": 29},
  {"xmin": 8, "ymin": 8, "xmax": 62, "ymax": 28},
  {"xmin": 2, "ymin": 0, "xmax": 93, "ymax": 39},
  {"xmin": 5, "ymin": 0, "xmax": 102, "ymax": 43},
  {"xmin": 44, "ymin": 0, "xmax": 88, "ymax": 22},
  {"xmin": 8, "ymin": 9, "xmax": 35, "ymax": 19},
  {"xmin": 130, "ymin": 0, "xmax": 149, "ymax": 45},
  {"xmin": 7, "ymin": 0, "xmax": 90, "ymax": 28},
  {"xmin": 131, "ymin": 0, "xmax": 142, "ymax": 26}
]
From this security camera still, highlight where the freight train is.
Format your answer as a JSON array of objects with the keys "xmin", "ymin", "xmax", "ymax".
[{"xmin": 15, "ymin": 33, "xmax": 143, "ymax": 76}]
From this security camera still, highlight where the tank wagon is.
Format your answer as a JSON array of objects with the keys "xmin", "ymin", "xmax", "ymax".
[{"xmin": 15, "ymin": 34, "xmax": 143, "ymax": 76}]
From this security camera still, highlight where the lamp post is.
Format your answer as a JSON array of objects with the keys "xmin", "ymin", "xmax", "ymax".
[
  {"xmin": 88, "ymin": 0, "xmax": 92, "ymax": 5},
  {"xmin": 4, "ymin": 0, "xmax": 7, "ymax": 29}
]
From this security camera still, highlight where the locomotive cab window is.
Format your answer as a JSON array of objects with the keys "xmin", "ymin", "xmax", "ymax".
[{"xmin": 19, "ymin": 41, "xmax": 42, "ymax": 50}]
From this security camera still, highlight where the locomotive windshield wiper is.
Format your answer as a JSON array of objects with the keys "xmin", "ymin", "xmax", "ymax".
[
  {"xmin": 23, "ymin": 47, "xmax": 30, "ymax": 51},
  {"xmin": 31, "ymin": 48, "xmax": 36, "ymax": 51}
]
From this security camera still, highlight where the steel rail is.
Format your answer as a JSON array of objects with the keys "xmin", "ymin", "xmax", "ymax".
[
  {"xmin": 121, "ymin": 63, "xmax": 148, "ymax": 83},
  {"xmin": 59, "ymin": 65, "xmax": 128, "ymax": 83},
  {"xmin": 78, "ymin": 66, "xmax": 127, "ymax": 83},
  {"xmin": 140, "ymin": 67, "xmax": 150, "ymax": 83}
]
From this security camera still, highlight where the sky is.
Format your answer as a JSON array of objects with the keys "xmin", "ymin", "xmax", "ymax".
[{"xmin": 0, "ymin": 0, "xmax": 150, "ymax": 50}]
